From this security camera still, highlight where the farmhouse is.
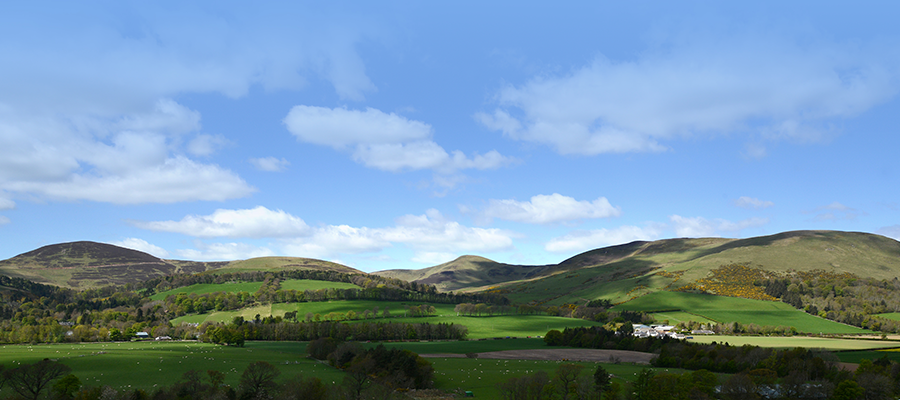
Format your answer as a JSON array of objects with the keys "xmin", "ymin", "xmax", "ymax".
[{"xmin": 136, "ymin": 331, "xmax": 150, "ymax": 339}]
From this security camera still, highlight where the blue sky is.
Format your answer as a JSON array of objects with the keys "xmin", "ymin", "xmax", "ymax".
[{"xmin": 1, "ymin": 2, "xmax": 899, "ymax": 272}]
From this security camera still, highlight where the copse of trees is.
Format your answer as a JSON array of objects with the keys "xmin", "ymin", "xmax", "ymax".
[
  {"xmin": 763, "ymin": 272, "xmax": 900, "ymax": 333},
  {"xmin": 203, "ymin": 318, "xmax": 468, "ymax": 345},
  {"xmin": 307, "ymin": 338, "xmax": 434, "ymax": 397}
]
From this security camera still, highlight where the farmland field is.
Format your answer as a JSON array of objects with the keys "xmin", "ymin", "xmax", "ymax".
[
  {"xmin": 0, "ymin": 341, "xmax": 343, "ymax": 396},
  {"xmin": 877, "ymin": 312, "xmax": 900, "ymax": 321},
  {"xmin": 686, "ymin": 335, "xmax": 900, "ymax": 350},
  {"xmin": 171, "ymin": 300, "xmax": 605, "ymax": 339},
  {"xmin": 0, "ymin": 339, "xmax": 678, "ymax": 398},
  {"xmin": 613, "ymin": 291, "xmax": 870, "ymax": 334},
  {"xmin": 150, "ymin": 279, "xmax": 360, "ymax": 301}
]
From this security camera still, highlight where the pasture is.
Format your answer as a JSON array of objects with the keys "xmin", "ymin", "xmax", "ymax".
[
  {"xmin": 171, "ymin": 300, "xmax": 605, "ymax": 339},
  {"xmin": 686, "ymin": 335, "xmax": 900, "ymax": 351},
  {"xmin": 0, "ymin": 341, "xmax": 343, "ymax": 396},
  {"xmin": 613, "ymin": 291, "xmax": 870, "ymax": 334},
  {"xmin": 150, "ymin": 279, "xmax": 361, "ymax": 301}
]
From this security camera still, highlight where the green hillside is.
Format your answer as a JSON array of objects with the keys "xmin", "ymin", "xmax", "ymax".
[
  {"xmin": 487, "ymin": 231, "xmax": 900, "ymax": 305},
  {"xmin": 372, "ymin": 255, "xmax": 558, "ymax": 292},
  {"xmin": 0, "ymin": 242, "xmax": 362, "ymax": 289}
]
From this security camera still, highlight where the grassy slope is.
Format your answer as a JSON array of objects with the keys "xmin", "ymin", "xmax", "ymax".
[
  {"xmin": 171, "ymin": 300, "xmax": 605, "ymax": 339},
  {"xmin": 210, "ymin": 257, "xmax": 362, "ymax": 274},
  {"xmin": 612, "ymin": 292, "xmax": 869, "ymax": 334},
  {"xmin": 372, "ymin": 255, "xmax": 557, "ymax": 293},
  {"xmin": 0, "ymin": 241, "xmax": 362, "ymax": 288},
  {"xmin": 149, "ymin": 279, "xmax": 361, "ymax": 301},
  {"xmin": 497, "ymin": 231, "xmax": 900, "ymax": 306}
]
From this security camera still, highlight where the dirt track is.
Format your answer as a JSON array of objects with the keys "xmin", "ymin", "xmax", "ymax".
[{"xmin": 420, "ymin": 349, "xmax": 655, "ymax": 364}]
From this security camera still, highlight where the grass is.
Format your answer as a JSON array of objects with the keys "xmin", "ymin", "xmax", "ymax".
[
  {"xmin": 171, "ymin": 300, "xmax": 605, "ymax": 339},
  {"xmin": 686, "ymin": 335, "xmax": 900, "ymax": 351},
  {"xmin": 427, "ymin": 357, "xmax": 661, "ymax": 398},
  {"xmin": 150, "ymin": 282, "xmax": 263, "ymax": 301},
  {"xmin": 612, "ymin": 291, "xmax": 870, "ymax": 334},
  {"xmin": 649, "ymin": 311, "xmax": 715, "ymax": 325},
  {"xmin": 837, "ymin": 348, "xmax": 900, "ymax": 363},
  {"xmin": 876, "ymin": 313, "xmax": 900, "ymax": 321},
  {"xmin": 369, "ymin": 338, "xmax": 556, "ymax": 354},
  {"xmin": 0, "ymin": 341, "xmax": 343, "ymax": 396},
  {"xmin": 150, "ymin": 279, "xmax": 361, "ymax": 301}
]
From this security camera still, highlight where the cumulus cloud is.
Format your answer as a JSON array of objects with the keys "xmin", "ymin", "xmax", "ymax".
[
  {"xmin": 0, "ymin": 4, "xmax": 378, "ymax": 204},
  {"xmin": 284, "ymin": 106, "xmax": 432, "ymax": 148},
  {"xmin": 382, "ymin": 209, "xmax": 515, "ymax": 253},
  {"xmin": 281, "ymin": 225, "xmax": 391, "ymax": 259},
  {"xmin": 141, "ymin": 207, "xmax": 516, "ymax": 261},
  {"xmin": 481, "ymin": 193, "xmax": 621, "ymax": 224},
  {"xmin": 734, "ymin": 196, "xmax": 774, "ymax": 209},
  {"xmin": 6, "ymin": 156, "xmax": 253, "ymax": 204},
  {"xmin": 249, "ymin": 157, "xmax": 290, "ymax": 172},
  {"xmin": 670, "ymin": 215, "xmax": 769, "ymax": 237},
  {"xmin": 108, "ymin": 238, "xmax": 171, "ymax": 258},
  {"xmin": 284, "ymin": 106, "xmax": 514, "ymax": 175},
  {"xmin": 176, "ymin": 242, "xmax": 276, "ymax": 261},
  {"xmin": 478, "ymin": 32, "xmax": 900, "ymax": 155},
  {"xmin": 0, "ymin": 216, "xmax": 9, "ymax": 226},
  {"xmin": 134, "ymin": 206, "xmax": 310, "ymax": 238},
  {"xmin": 545, "ymin": 225, "xmax": 665, "ymax": 253}
]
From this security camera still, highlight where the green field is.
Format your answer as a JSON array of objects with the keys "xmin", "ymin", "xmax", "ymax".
[
  {"xmin": 171, "ymin": 300, "xmax": 604, "ymax": 339},
  {"xmin": 877, "ymin": 312, "xmax": 900, "ymax": 321},
  {"xmin": 150, "ymin": 279, "xmax": 361, "ymax": 301},
  {"xmin": 0, "ymin": 340, "xmax": 678, "ymax": 398},
  {"xmin": 0, "ymin": 341, "xmax": 343, "ymax": 396},
  {"xmin": 613, "ymin": 291, "xmax": 870, "ymax": 334},
  {"xmin": 649, "ymin": 311, "xmax": 716, "ymax": 325},
  {"xmin": 686, "ymin": 335, "xmax": 900, "ymax": 351}
]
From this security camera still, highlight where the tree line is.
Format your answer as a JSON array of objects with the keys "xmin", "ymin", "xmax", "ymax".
[{"xmin": 0, "ymin": 357, "xmax": 418, "ymax": 400}]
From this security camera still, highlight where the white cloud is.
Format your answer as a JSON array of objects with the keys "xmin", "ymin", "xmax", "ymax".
[
  {"xmin": 187, "ymin": 134, "xmax": 230, "ymax": 157},
  {"xmin": 284, "ymin": 106, "xmax": 514, "ymax": 175},
  {"xmin": 0, "ymin": 5, "xmax": 378, "ymax": 204},
  {"xmin": 478, "ymin": 32, "xmax": 900, "ymax": 155},
  {"xmin": 877, "ymin": 225, "xmax": 900, "ymax": 241},
  {"xmin": 108, "ymin": 238, "xmax": 170, "ymax": 258},
  {"xmin": 6, "ymin": 156, "xmax": 253, "ymax": 204},
  {"xmin": 137, "ymin": 207, "xmax": 516, "ymax": 261},
  {"xmin": 383, "ymin": 209, "xmax": 515, "ymax": 253},
  {"xmin": 669, "ymin": 215, "xmax": 768, "ymax": 237},
  {"xmin": 0, "ymin": 196, "xmax": 13, "ymax": 210},
  {"xmin": 545, "ymin": 225, "xmax": 665, "ymax": 253},
  {"xmin": 176, "ymin": 242, "xmax": 276, "ymax": 261},
  {"xmin": 281, "ymin": 225, "xmax": 391, "ymax": 259},
  {"xmin": 284, "ymin": 106, "xmax": 432, "ymax": 148},
  {"xmin": 482, "ymin": 193, "xmax": 621, "ymax": 224},
  {"xmin": 118, "ymin": 99, "xmax": 201, "ymax": 135},
  {"xmin": 734, "ymin": 196, "xmax": 774, "ymax": 209},
  {"xmin": 135, "ymin": 206, "xmax": 310, "ymax": 238},
  {"xmin": 0, "ymin": 216, "xmax": 9, "ymax": 226},
  {"xmin": 411, "ymin": 252, "xmax": 457, "ymax": 265},
  {"xmin": 249, "ymin": 157, "xmax": 290, "ymax": 172}
]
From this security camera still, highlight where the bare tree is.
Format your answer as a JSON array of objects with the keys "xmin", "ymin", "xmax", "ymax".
[
  {"xmin": 3, "ymin": 359, "xmax": 72, "ymax": 400},
  {"xmin": 238, "ymin": 361, "xmax": 280, "ymax": 400}
]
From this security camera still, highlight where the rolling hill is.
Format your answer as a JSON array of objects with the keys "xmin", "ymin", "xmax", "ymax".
[
  {"xmin": 376, "ymin": 231, "xmax": 900, "ymax": 305},
  {"xmin": 0, "ymin": 241, "xmax": 362, "ymax": 288}
]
